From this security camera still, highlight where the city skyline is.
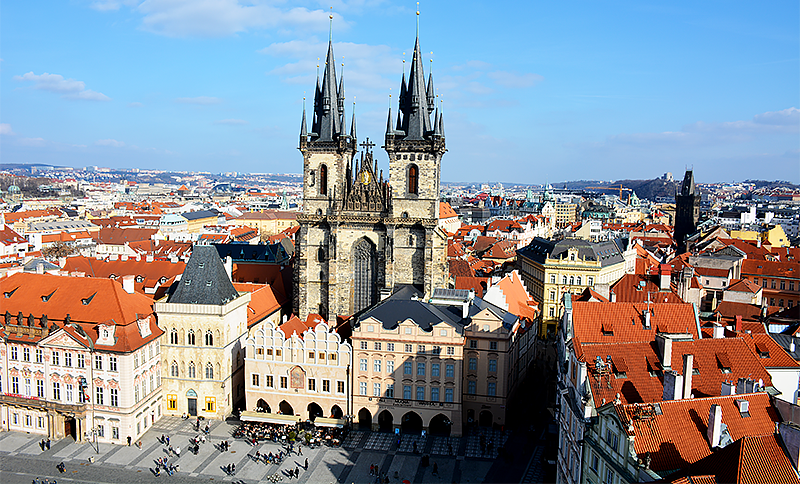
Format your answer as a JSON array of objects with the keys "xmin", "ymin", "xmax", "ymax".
[{"xmin": 2, "ymin": 1, "xmax": 798, "ymax": 184}]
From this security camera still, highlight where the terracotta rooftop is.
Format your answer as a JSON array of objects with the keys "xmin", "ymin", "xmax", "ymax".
[
  {"xmin": 439, "ymin": 202, "xmax": 458, "ymax": 219},
  {"xmin": 742, "ymin": 259, "xmax": 800, "ymax": 279},
  {"xmin": 615, "ymin": 392, "xmax": 780, "ymax": 474},
  {"xmin": 610, "ymin": 273, "xmax": 683, "ymax": 304},
  {"xmin": 572, "ymin": 301, "xmax": 699, "ymax": 344},
  {"xmin": 726, "ymin": 278, "xmax": 761, "ymax": 294}
]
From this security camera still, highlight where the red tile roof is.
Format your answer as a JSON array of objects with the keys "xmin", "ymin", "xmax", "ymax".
[
  {"xmin": 742, "ymin": 259, "xmax": 800, "ymax": 279},
  {"xmin": 611, "ymin": 273, "xmax": 683, "ymax": 303},
  {"xmin": 579, "ymin": 337, "xmax": 773, "ymax": 406},
  {"xmin": 726, "ymin": 278, "xmax": 761, "ymax": 294},
  {"xmin": 454, "ymin": 276, "xmax": 489, "ymax": 298},
  {"xmin": 616, "ymin": 392, "xmax": 780, "ymax": 473},
  {"xmin": 572, "ymin": 301, "xmax": 699, "ymax": 343},
  {"xmin": 94, "ymin": 227, "xmax": 159, "ymax": 244},
  {"xmin": 0, "ymin": 225, "xmax": 26, "ymax": 246},
  {"xmin": 439, "ymin": 202, "xmax": 458, "ymax": 219},
  {"xmin": 740, "ymin": 333, "xmax": 800, "ymax": 368},
  {"xmin": 233, "ymin": 283, "xmax": 282, "ymax": 327},
  {"xmin": 62, "ymin": 256, "xmax": 186, "ymax": 294}
]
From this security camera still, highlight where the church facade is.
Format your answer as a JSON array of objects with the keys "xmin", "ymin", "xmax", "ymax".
[{"xmin": 294, "ymin": 34, "xmax": 449, "ymax": 320}]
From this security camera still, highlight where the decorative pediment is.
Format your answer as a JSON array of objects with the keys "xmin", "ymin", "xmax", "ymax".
[
  {"xmin": 137, "ymin": 316, "xmax": 152, "ymax": 339},
  {"xmin": 41, "ymin": 330, "xmax": 88, "ymax": 350},
  {"xmin": 342, "ymin": 145, "xmax": 390, "ymax": 214}
]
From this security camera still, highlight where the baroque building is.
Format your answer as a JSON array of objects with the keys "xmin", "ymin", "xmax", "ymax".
[{"xmin": 294, "ymin": 32, "xmax": 448, "ymax": 320}]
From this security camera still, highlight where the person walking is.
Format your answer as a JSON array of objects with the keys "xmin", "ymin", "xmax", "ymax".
[
  {"xmin": 304, "ymin": 458, "xmax": 308, "ymax": 470},
  {"xmin": 127, "ymin": 436, "xmax": 131, "ymax": 446},
  {"xmin": 165, "ymin": 435, "xmax": 170, "ymax": 446},
  {"xmin": 433, "ymin": 462, "xmax": 439, "ymax": 477}
]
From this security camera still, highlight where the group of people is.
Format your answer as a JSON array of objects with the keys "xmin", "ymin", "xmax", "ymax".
[
  {"xmin": 153, "ymin": 456, "xmax": 179, "ymax": 477},
  {"xmin": 31, "ymin": 479, "xmax": 57, "ymax": 484},
  {"xmin": 232, "ymin": 421, "xmax": 345, "ymax": 448},
  {"xmin": 39, "ymin": 438, "xmax": 52, "ymax": 451}
]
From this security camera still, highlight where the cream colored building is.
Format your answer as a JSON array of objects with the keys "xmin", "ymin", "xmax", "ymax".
[
  {"xmin": 235, "ymin": 211, "xmax": 298, "ymax": 239},
  {"xmin": 243, "ymin": 318, "xmax": 351, "ymax": 425},
  {"xmin": 517, "ymin": 238, "xmax": 626, "ymax": 337},
  {"xmin": 156, "ymin": 245, "xmax": 250, "ymax": 419}
]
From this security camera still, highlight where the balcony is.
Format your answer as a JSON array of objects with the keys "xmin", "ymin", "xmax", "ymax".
[{"xmin": 0, "ymin": 393, "xmax": 87, "ymax": 415}]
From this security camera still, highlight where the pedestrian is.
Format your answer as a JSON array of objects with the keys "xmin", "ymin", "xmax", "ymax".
[
  {"xmin": 175, "ymin": 446, "xmax": 181, "ymax": 457},
  {"xmin": 298, "ymin": 444, "xmax": 302, "ymax": 455},
  {"xmin": 166, "ymin": 435, "xmax": 170, "ymax": 446},
  {"xmin": 295, "ymin": 465, "xmax": 299, "ymax": 477},
  {"xmin": 370, "ymin": 464, "xmax": 375, "ymax": 476},
  {"xmin": 447, "ymin": 443, "xmax": 453, "ymax": 456},
  {"xmin": 304, "ymin": 458, "xmax": 308, "ymax": 470},
  {"xmin": 433, "ymin": 462, "xmax": 439, "ymax": 476},
  {"xmin": 46, "ymin": 439, "xmax": 51, "ymax": 450}
]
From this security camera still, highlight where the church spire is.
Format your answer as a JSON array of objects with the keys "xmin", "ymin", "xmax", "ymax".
[
  {"xmin": 300, "ymin": 98, "xmax": 308, "ymax": 145},
  {"xmin": 394, "ymin": 35, "xmax": 432, "ymax": 140},
  {"xmin": 314, "ymin": 37, "xmax": 342, "ymax": 142},
  {"xmin": 350, "ymin": 100, "xmax": 357, "ymax": 140}
]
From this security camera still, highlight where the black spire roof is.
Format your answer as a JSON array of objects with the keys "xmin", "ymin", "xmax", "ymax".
[
  {"xmin": 310, "ymin": 41, "xmax": 343, "ymax": 142},
  {"xmin": 680, "ymin": 170, "xmax": 696, "ymax": 196},
  {"xmin": 388, "ymin": 36, "xmax": 443, "ymax": 143},
  {"xmin": 168, "ymin": 245, "xmax": 239, "ymax": 305}
]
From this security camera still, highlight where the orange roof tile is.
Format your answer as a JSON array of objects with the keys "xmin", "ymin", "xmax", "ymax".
[
  {"xmin": 572, "ymin": 301, "xmax": 699, "ymax": 343},
  {"xmin": 439, "ymin": 202, "xmax": 458, "ymax": 219},
  {"xmin": 611, "ymin": 273, "xmax": 683, "ymax": 303}
]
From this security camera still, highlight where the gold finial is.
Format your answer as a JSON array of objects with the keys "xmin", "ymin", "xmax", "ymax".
[
  {"xmin": 416, "ymin": 2, "xmax": 420, "ymax": 37},
  {"xmin": 329, "ymin": 7, "xmax": 333, "ymax": 41}
]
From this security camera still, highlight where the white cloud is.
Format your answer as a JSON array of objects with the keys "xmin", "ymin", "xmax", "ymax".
[
  {"xmin": 487, "ymin": 71, "xmax": 543, "ymax": 89},
  {"xmin": 133, "ymin": 0, "xmax": 338, "ymax": 38},
  {"xmin": 95, "ymin": 139, "xmax": 126, "ymax": 147},
  {"xmin": 0, "ymin": 123, "xmax": 15, "ymax": 135},
  {"xmin": 175, "ymin": 96, "xmax": 222, "ymax": 105},
  {"xmin": 13, "ymin": 72, "xmax": 111, "ymax": 101},
  {"xmin": 128, "ymin": 102, "xmax": 144, "ymax": 107},
  {"xmin": 19, "ymin": 137, "xmax": 46, "ymax": 147},
  {"xmin": 214, "ymin": 119, "xmax": 248, "ymax": 125},
  {"xmin": 90, "ymin": 0, "xmax": 138, "ymax": 11}
]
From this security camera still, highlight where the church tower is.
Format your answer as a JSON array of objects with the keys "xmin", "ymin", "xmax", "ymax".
[
  {"xmin": 674, "ymin": 169, "xmax": 700, "ymax": 254},
  {"xmin": 383, "ymin": 34, "xmax": 448, "ymax": 297},
  {"xmin": 295, "ymin": 24, "xmax": 448, "ymax": 321}
]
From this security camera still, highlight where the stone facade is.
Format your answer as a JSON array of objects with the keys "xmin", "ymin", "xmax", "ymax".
[{"xmin": 294, "ymin": 35, "xmax": 448, "ymax": 321}]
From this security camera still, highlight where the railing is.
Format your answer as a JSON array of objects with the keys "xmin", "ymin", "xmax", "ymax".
[{"xmin": 0, "ymin": 393, "xmax": 87, "ymax": 414}]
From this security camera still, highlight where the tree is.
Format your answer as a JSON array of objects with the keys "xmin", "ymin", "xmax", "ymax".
[{"xmin": 42, "ymin": 241, "xmax": 77, "ymax": 259}]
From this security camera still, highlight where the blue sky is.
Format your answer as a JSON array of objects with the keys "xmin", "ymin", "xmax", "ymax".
[{"xmin": 2, "ymin": 1, "xmax": 798, "ymax": 184}]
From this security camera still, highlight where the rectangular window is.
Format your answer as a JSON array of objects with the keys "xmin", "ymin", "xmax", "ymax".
[
  {"xmin": 432, "ymin": 363, "xmax": 440, "ymax": 377},
  {"xmin": 469, "ymin": 340, "xmax": 477, "ymax": 349},
  {"xmin": 25, "ymin": 415, "xmax": 31, "ymax": 427},
  {"xmin": 781, "ymin": 280, "xmax": 786, "ymax": 290},
  {"xmin": 468, "ymin": 380, "xmax": 476, "ymax": 394},
  {"xmin": 167, "ymin": 394, "xmax": 178, "ymax": 410},
  {"xmin": 387, "ymin": 360, "xmax": 395, "ymax": 373},
  {"xmin": 360, "ymin": 341, "xmax": 368, "ymax": 350},
  {"xmin": 490, "ymin": 341, "xmax": 498, "ymax": 350},
  {"xmin": 404, "ymin": 362, "xmax": 412, "ymax": 375},
  {"xmin": 110, "ymin": 388, "xmax": 119, "ymax": 407},
  {"xmin": 53, "ymin": 382, "xmax": 61, "ymax": 401},
  {"xmin": 405, "ymin": 344, "xmax": 413, "ymax": 353},
  {"xmin": 359, "ymin": 382, "xmax": 367, "ymax": 396},
  {"xmin": 772, "ymin": 279, "xmax": 777, "ymax": 289},
  {"xmin": 588, "ymin": 277, "xmax": 594, "ymax": 286},
  {"xmin": 403, "ymin": 385, "xmax": 412, "ymax": 399},
  {"xmin": 38, "ymin": 416, "xmax": 45, "ymax": 429},
  {"xmin": 605, "ymin": 469, "xmax": 613, "ymax": 484},
  {"xmin": 10, "ymin": 346, "xmax": 17, "ymax": 360},
  {"xmin": 205, "ymin": 397, "xmax": 215, "ymax": 412},
  {"xmin": 550, "ymin": 290, "xmax": 556, "ymax": 301},
  {"xmin": 488, "ymin": 382, "xmax": 496, "ymax": 396},
  {"xmin": 266, "ymin": 375, "xmax": 274, "ymax": 387},
  {"xmin": 374, "ymin": 342, "xmax": 382, "ymax": 351},
  {"xmin": 96, "ymin": 387, "xmax": 104, "ymax": 405},
  {"xmin": 386, "ymin": 383, "xmax": 394, "ymax": 398},
  {"xmin": 36, "ymin": 349, "xmax": 43, "ymax": 364},
  {"xmin": 489, "ymin": 359, "xmax": 497, "ymax": 372},
  {"xmin": 252, "ymin": 374, "xmax": 259, "ymax": 387},
  {"xmin": 308, "ymin": 378, "xmax": 316, "ymax": 391},
  {"xmin": 446, "ymin": 364, "xmax": 455, "ymax": 378},
  {"xmin": 416, "ymin": 386, "xmax": 425, "ymax": 401},
  {"xmin": 112, "ymin": 426, "xmax": 120, "ymax": 440},
  {"xmin": 387, "ymin": 343, "xmax": 395, "ymax": 352},
  {"xmin": 418, "ymin": 345, "xmax": 425, "ymax": 354},
  {"xmin": 12, "ymin": 413, "xmax": 18, "ymax": 425},
  {"xmin": 468, "ymin": 358, "xmax": 477, "ymax": 371},
  {"xmin": 11, "ymin": 376, "xmax": 19, "ymax": 394},
  {"xmin": 417, "ymin": 362, "xmax": 426, "ymax": 376},
  {"xmin": 134, "ymin": 385, "xmax": 140, "ymax": 403},
  {"xmin": 280, "ymin": 376, "xmax": 288, "ymax": 388},
  {"xmin": 790, "ymin": 281, "xmax": 795, "ymax": 291},
  {"xmin": 66, "ymin": 384, "xmax": 73, "ymax": 403},
  {"xmin": 77, "ymin": 353, "xmax": 85, "ymax": 368},
  {"xmin": 373, "ymin": 383, "xmax": 381, "ymax": 396},
  {"xmin": 37, "ymin": 379, "xmax": 44, "ymax": 398},
  {"xmin": 432, "ymin": 346, "xmax": 441, "ymax": 355},
  {"xmin": 550, "ymin": 274, "xmax": 556, "ymax": 283},
  {"xmin": 431, "ymin": 387, "xmax": 440, "ymax": 401},
  {"xmin": 445, "ymin": 388, "xmax": 454, "ymax": 402},
  {"xmin": 337, "ymin": 381, "xmax": 345, "ymax": 393},
  {"xmin": 65, "ymin": 353, "xmax": 72, "ymax": 367},
  {"xmin": 24, "ymin": 378, "xmax": 31, "ymax": 396},
  {"xmin": 52, "ymin": 351, "xmax": 59, "ymax": 366},
  {"xmin": 95, "ymin": 355, "xmax": 103, "ymax": 370},
  {"xmin": 446, "ymin": 347, "xmax": 454, "ymax": 355},
  {"xmin": 23, "ymin": 347, "xmax": 30, "ymax": 362},
  {"xmin": 322, "ymin": 379, "xmax": 330, "ymax": 392},
  {"xmin": 109, "ymin": 356, "xmax": 117, "ymax": 372},
  {"xmin": 374, "ymin": 360, "xmax": 382, "ymax": 372},
  {"xmin": 360, "ymin": 358, "xmax": 368, "ymax": 371},
  {"xmin": 96, "ymin": 424, "xmax": 104, "ymax": 437}
]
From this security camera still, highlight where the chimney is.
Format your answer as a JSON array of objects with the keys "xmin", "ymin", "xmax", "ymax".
[
  {"xmin": 707, "ymin": 404, "xmax": 723, "ymax": 448},
  {"xmin": 663, "ymin": 370, "xmax": 683, "ymax": 401},
  {"xmin": 791, "ymin": 339, "xmax": 797, "ymax": 354},
  {"xmin": 656, "ymin": 334, "xmax": 673, "ymax": 369},
  {"xmin": 121, "ymin": 254, "xmax": 128, "ymax": 261},
  {"xmin": 659, "ymin": 264, "xmax": 671, "ymax": 291},
  {"xmin": 643, "ymin": 310, "xmax": 651, "ymax": 329},
  {"xmin": 746, "ymin": 378, "xmax": 756, "ymax": 393},
  {"xmin": 610, "ymin": 292, "xmax": 617, "ymax": 302},
  {"xmin": 224, "ymin": 255, "xmax": 233, "ymax": 281},
  {"xmin": 122, "ymin": 275, "xmax": 135, "ymax": 294},
  {"xmin": 721, "ymin": 380, "xmax": 735, "ymax": 396},
  {"xmin": 735, "ymin": 315, "xmax": 742, "ymax": 333},
  {"xmin": 146, "ymin": 254, "xmax": 154, "ymax": 263},
  {"xmin": 682, "ymin": 354, "xmax": 694, "ymax": 399},
  {"xmin": 712, "ymin": 323, "xmax": 724, "ymax": 339},
  {"xmin": 736, "ymin": 377, "xmax": 750, "ymax": 394},
  {"xmin": 779, "ymin": 422, "xmax": 800, "ymax": 472}
]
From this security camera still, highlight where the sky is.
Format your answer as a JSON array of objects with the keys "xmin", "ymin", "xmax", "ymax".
[{"xmin": 1, "ymin": 1, "xmax": 798, "ymax": 184}]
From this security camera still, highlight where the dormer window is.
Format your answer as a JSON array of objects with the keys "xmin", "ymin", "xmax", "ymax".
[{"xmin": 81, "ymin": 293, "xmax": 96, "ymax": 305}]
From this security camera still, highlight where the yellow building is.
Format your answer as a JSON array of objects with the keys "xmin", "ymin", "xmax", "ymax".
[
  {"xmin": 235, "ymin": 211, "xmax": 298, "ymax": 238},
  {"xmin": 517, "ymin": 238, "xmax": 626, "ymax": 337}
]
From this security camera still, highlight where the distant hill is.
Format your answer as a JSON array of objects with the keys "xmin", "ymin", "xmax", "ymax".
[{"xmin": 559, "ymin": 179, "xmax": 679, "ymax": 200}]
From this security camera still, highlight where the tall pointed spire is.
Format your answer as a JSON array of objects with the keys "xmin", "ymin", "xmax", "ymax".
[
  {"xmin": 386, "ymin": 107, "xmax": 393, "ymax": 134},
  {"xmin": 314, "ymin": 37, "xmax": 342, "ymax": 141},
  {"xmin": 426, "ymin": 64, "xmax": 436, "ymax": 114},
  {"xmin": 300, "ymin": 98, "xmax": 308, "ymax": 140},
  {"xmin": 350, "ymin": 100, "xmax": 357, "ymax": 140}
]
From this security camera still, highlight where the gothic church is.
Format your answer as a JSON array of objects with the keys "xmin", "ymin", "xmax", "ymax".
[{"xmin": 294, "ymin": 31, "xmax": 448, "ymax": 320}]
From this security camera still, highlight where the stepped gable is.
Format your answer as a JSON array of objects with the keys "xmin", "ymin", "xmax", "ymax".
[{"xmin": 168, "ymin": 244, "xmax": 239, "ymax": 305}]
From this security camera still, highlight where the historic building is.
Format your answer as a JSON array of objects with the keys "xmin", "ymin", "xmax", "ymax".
[
  {"xmin": 243, "ymin": 316, "xmax": 351, "ymax": 427},
  {"xmin": 156, "ymin": 245, "xmax": 252, "ymax": 419},
  {"xmin": 294, "ymin": 32, "xmax": 448, "ymax": 320},
  {"xmin": 0, "ymin": 273, "xmax": 162, "ymax": 445},
  {"xmin": 674, "ymin": 169, "xmax": 700, "ymax": 254}
]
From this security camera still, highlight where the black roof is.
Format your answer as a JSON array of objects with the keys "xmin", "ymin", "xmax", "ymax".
[
  {"xmin": 212, "ymin": 239, "xmax": 293, "ymax": 264},
  {"xmin": 517, "ymin": 237, "xmax": 625, "ymax": 267},
  {"xmin": 167, "ymin": 245, "xmax": 239, "ymax": 305},
  {"xmin": 182, "ymin": 209, "xmax": 219, "ymax": 221}
]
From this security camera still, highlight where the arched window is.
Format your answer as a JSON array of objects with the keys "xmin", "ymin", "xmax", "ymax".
[
  {"xmin": 169, "ymin": 329, "xmax": 178, "ymax": 345},
  {"xmin": 319, "ymin": 165, "xmax": 328, "ymax": 196},
  {"xmin": 353, "ymin": 238, "xmax": 378, "ymax": 313},
  {"xmin": 205, "ymin": 363, "xmax": 214, "ymax": 379},
  {"xmin": 187, "ymin": 330, "xmax": 195, "ymax": 345},
  {"xmin": 562, "ymin": 275, "xmax": 568, "ymax": 285},
  {"xmin": 205, "ymin": 331, "xmax": 213, "ymax": 346},
  {"xmin": 170, "ymin": 361, "xmax": 178, "ymax": 377},
  {"xmin": 408, "ymin": 164, "xmax": 419, "ymax": 195},
  {"xmin": 188, "ymin": 361, "xmax": 195, "ymax": 378},
  {"xmin": 569, "ymin": 276, "xmax": 574, "ymax": 286},
  {"xmin": 576, "ymin": 276, "xmax": 582, "ymax": 286}
]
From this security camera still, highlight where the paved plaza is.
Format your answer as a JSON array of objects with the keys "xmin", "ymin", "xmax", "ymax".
[{"xmin": 0, "ymin": 417, "xmax": 532, "ymax": 484}]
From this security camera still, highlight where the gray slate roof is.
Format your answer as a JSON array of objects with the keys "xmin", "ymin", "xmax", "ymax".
[
  {"xmin": 517, "ymin": 237, "xmax": 625, "ymax": 267},
  {"xmin": 167, "ymin": 245, "xmax": 239, "ymax": 305}
]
